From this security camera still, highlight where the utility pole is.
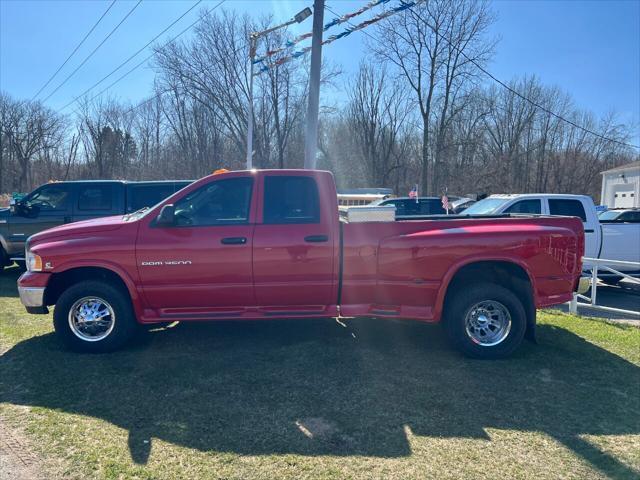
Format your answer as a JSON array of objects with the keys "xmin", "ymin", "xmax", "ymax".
[
  {"xmin": 246, "ymin": 36, "xmax": 257, "ymax": 170},
  {"xmin": 304, "ymin": 0, "xmax": 325, "ymax": 170}
]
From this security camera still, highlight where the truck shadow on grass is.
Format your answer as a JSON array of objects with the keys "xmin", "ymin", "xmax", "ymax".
[{"xmin": 1, "ymin": 317, "xmax": 639, "ymax": 479}]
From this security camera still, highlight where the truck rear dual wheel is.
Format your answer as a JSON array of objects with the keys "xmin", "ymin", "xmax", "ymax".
[
  {"xmin": 53, "ymin": 280, "xmax": 138, "ymax": 353},
  {"xmin": 445, "ymin": 283, "xmax": 526, "ymax": 359}
]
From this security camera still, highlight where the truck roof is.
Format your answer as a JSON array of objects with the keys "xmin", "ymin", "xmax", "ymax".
[
  {"xmin": 38, "ymin": 179, "xmax": 192, "ymax": 185},
  {"xmin": 488, "ymin": 193, "xmax": 593, "ymax": 200}
]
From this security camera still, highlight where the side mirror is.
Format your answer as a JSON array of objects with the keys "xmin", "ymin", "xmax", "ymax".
[
  {"xmin": 156, "ymin": 204, "xmax": 175, "ymax": 227},
  {"xmin": 11, "ymin": 201, "xmax": 31, "ymax": 217}
]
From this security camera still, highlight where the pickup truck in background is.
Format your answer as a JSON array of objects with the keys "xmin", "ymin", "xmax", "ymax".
[
  {"xmin": 462, "ymin": 193, "xmax": 640, "ymax": 282},
  {"xmin": 0, "ymin": 180, "xmax": 192, "ymax": 270},
  {"xmin": 18, "ymin": 170, "xmax": 584, "ymax": 358}
]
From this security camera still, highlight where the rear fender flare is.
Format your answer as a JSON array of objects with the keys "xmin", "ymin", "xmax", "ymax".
[{"xmin": 434, "ymin": 255, "xmax": 537, "ymax": 322}]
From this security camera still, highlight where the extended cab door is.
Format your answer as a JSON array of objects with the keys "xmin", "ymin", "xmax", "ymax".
[
  {"xmin": 136, "ymin": 175, "xmax": 256, "ymax": 310},
  {"xmin": 252, "ymin": 173, "xmax": 337, "ymax": 309}
]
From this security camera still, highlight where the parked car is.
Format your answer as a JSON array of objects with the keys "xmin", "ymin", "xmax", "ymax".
[
  {"xmin": 0, "ymin": 180, "xmax": 192, "ymax": 269},
  {"xmin": 461, "ymin": 194, "xmax": 640, "ymax": 281},
  {"xmin": 598, "ymin": 208, "xmax": 640, "ymax": 222},
  {"xmin": 370, "ymin": 196, "xmax": 447, "ymax": 216},
  {"xmin": 450, "ymin": 197, "xmax": 476, "ymax": 214},
  {"xmin": 18, "ymin": 169, "xmax": 584, "ymax": 358}
]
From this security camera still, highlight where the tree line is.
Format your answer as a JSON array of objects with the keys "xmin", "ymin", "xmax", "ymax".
[{"xmin": 1, "ymin": 1, "xmax": 637, "ymax": 201}]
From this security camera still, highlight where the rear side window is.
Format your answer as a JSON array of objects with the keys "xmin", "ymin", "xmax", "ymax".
[
  {"xmin": 263, "ymin": 176, "xmax": 320, "ymax": 224},
  {"xmin": 389, "ymin": 199, "xmax": 446, "ymax": 215},
  {"xmin": 504, "ymin": 199, "xmax": 541, "ymax": 214},
  {"xmin": 420, "ymin": 199, "xmax": 446, "ymax": 215},
  {"xmin": 128, "ymin": 185, "xmax": 175, "ymax": 212},
  {"xmin": 549, "ymin": 199, "xmax": 587, "ymax": 222},
  {"xmin": 77, "ymin": 185, "xmax": 112, "ymax": 211}
]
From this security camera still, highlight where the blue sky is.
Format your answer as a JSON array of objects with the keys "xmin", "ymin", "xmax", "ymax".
[{"xmin": 1, "ymin": 0, "xmax": 639, "ymax": 141}]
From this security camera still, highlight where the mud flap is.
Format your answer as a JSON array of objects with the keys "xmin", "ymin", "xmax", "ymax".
[{"xmin": 525, "ymin": 304, "xmax": 537, "ymax": 343}]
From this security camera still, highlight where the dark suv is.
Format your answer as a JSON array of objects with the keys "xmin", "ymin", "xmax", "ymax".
[
  {"xmin": 372, "ymin": 197, "xmax": 447, "ymax": 217},
  {"xmin": 0, "ymin": 180, "xmax": 191, "ymax": 269}
]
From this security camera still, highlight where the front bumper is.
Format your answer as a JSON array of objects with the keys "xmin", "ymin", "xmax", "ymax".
[
  {"xmin": 18, "ymin": 271, "xmax": 51, "ymax": 314},
  {"xmin": 18, "ymin": 286, "xmax": 48, "ymax": 314}
]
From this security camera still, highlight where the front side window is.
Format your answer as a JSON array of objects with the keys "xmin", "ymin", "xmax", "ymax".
[
  {"xmin": 25, "ymin": 184, "xmax": 71, "ymax": 211},
  {"xmin": 618, "ymin": 211, "xmax": 640, "ymax": 222},
  {"xmin": 78, "ymin": 185, "xmax": 113, "ymax": 211},
  {"xmin": 173, "ymin": 177, "xmax": 253, "ymax": 227},
  {"xmin": 504, "ymin": 199, "xmax": 542, "ymax": 214},
  {"xmin": 549, "ymin": 199, "xmax": 587, "ymax": 222},
  {"xmin": 263, "ymin": 176, "xmax": 320, "ymax": 224},
  {"xmin": 462, "ymin": 197, "xmax": 510, "ymax": 215}
]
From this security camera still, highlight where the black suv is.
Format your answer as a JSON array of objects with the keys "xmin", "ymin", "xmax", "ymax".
[
  {"xmin": 372, "ymin": 197, "xmax": 448, "ymax": 217},
  {"xmin": 0, "ymin": 180, "xmax": 191, "ymax": 269}
]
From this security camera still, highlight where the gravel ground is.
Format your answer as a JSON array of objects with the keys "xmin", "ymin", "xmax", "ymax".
[{"xmin": 556, "ymin": 279, "xmax": 640, "ymax": 324}]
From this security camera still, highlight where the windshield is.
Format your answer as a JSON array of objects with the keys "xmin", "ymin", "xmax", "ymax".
[
  {"xmin": 598, "ymin": 210, "xmax": 621, "ymax": 221},
  {"xmin": 461, "ymin": 197, "xmax": 510, "ymax": 215}
]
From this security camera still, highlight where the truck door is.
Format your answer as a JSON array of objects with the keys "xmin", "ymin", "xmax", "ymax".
[
  {"xmin": 9, "ymin": 183, "xmax": 74, "ymax": 251},
  {"xmin": 252, "ymin": 174, "xmax": 336, "ymax": 308},
  {"xmin": 548, "ymin": 198, "xmax": 600, "ymax": 258},
  {"xmin": 137, "ymin": 176, "xmax": 256, "ymax": 310}
]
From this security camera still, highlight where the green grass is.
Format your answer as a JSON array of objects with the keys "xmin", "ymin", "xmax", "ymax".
[{"xmin": 1, "ymin": 265, "xmax": 639, "ymax": 479}]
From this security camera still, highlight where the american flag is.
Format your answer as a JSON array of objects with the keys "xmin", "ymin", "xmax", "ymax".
[
  {"xmin": 441, "ymin": 194, "xmax": 450, "ymax": 212},
  {"xmin": 408, "ymin": 185, "xmax": 418, "ymax": 199}
]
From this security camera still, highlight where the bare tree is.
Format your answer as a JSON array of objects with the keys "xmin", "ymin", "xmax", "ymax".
[
  {"xmin": 373, "ymin": 0, "xmax": 496, "ymax": 194},
  {"xmin": 346, "ymin": 62, "xmax": 411, "ymax": 187}
]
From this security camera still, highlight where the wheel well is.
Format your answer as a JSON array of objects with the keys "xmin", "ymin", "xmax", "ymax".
[
  {"xmin": 444, "ymin": 261, "xmax": 537, "ymax": 341},
  {"xmin": 45, "ymin": 267, "xmax": 130, "ymax": 306}
]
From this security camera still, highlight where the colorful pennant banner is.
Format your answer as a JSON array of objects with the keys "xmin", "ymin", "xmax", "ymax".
[
  {"xmin": 253, "ymin": 0, "xmax": 392, "ymax": 66},
  {"xmin": 255, "ymin": 0, "xmax": 419, "ymax": 76}
]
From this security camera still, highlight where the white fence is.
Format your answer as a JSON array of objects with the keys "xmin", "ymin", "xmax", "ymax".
[{"xmin": 569, "ymin": 257, "xmax": 640, "ymax": 317}]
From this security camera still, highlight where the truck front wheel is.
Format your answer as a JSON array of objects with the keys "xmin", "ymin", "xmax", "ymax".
[
  {"xmin": 53, "ymin": 280, "xmax": 138, "ymax": 353},
  {"xmin": 444, "ymin": 283, "xmax": 526, "ymax": 359}
]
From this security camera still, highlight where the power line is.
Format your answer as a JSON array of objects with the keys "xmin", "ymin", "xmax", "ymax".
[
  {"xmin": 40, "ymin": 0, "xmax": 143, "ymax": 104},
  {"xmin": 32, "ymin": 0, "xmax": 117, "ymax": 100},
  {"xmin": 60, "ymin": 0, "xmax": 209, "ymax": 112},
  {"xmin": 327, "ymin": 3, "xmax": 639, "ymax": 150}
]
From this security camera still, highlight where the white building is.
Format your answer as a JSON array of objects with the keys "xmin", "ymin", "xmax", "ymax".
[{"xmin": 600, "ymin": 161, "xmax": 640, "ymax": 208}]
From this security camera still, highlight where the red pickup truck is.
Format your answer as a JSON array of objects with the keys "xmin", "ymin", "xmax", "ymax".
[{"xmin": 18, "ymin": 169, "xmax": 584, "ymax": 358}]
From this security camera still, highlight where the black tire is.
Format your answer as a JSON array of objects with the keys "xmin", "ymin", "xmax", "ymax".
[
  {"xmin": 53, "ymin": 280, "xmax": 138, "ymax": 353},
  {"xmin": 0, "ymin": 248, "xmax": 6, "ymax": 272},
  {"xmin": 444, "ymin": 283, "xmax": 527, "ymax": 359}
]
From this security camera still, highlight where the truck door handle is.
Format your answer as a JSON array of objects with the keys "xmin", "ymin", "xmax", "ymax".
[
  {"xmin": 304, "ymin": 235, "xmax": 328, "ymax": 243},
  {"xmin": 585, "ymin": 229, "xmax": 594, "ymax": 233},
  {"xmin": 221, "ymin": 237, "xmax": 247, "ymax": 245}
]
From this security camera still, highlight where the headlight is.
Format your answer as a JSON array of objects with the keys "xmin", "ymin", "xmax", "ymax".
[{"xmin": 26, "ymin": 250, "xmax": 43, "ymax": 272}]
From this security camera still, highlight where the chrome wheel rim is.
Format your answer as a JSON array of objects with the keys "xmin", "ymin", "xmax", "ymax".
[
  {"xmin": 464, "ymin": 300, "xmax": 511, "ymax": 347},
  {"xmin": 68, "ymin": 296, "xmax": 115, "ymax": 342}
]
